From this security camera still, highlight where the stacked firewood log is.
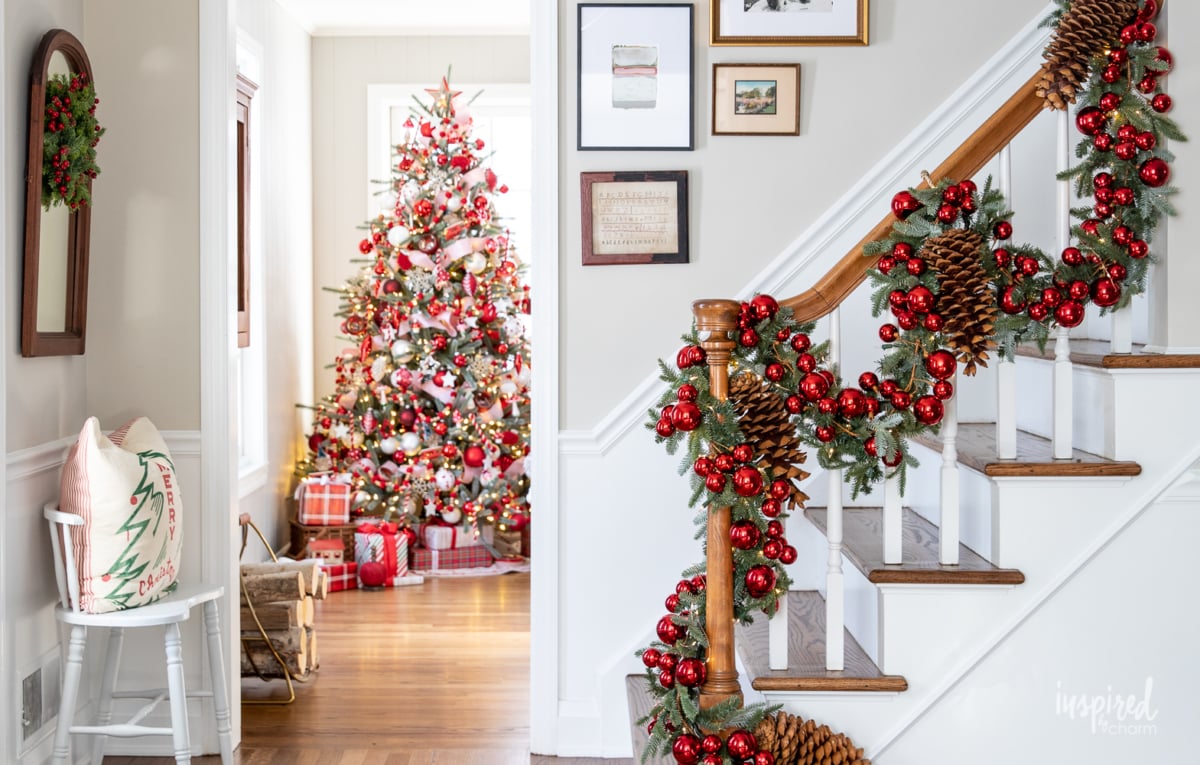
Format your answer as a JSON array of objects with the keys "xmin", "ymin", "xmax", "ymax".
[{"xmin": 239, "ymin": 560, "xmax": 328, "ymax": 680}]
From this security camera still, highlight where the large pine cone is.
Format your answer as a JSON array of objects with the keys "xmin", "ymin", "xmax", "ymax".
[
  {"xmin": 754, "ymin": 711, "xmax": 870, "ymax": 765},
  {"xmin": 729, "ymin": 373, "xmax": 810, "ymax": 509},
  {"xmin": 923, "ymin": 228, "xmax": 996, "ymax": 377},
  {"xmin": 1035, "ymin": 0, "xmax": 1139, "ymax": 110}
]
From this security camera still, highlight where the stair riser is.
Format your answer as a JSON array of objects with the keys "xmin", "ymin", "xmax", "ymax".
[
  {"xmin": 1015, "ymin": 357, "xmax": 1116, "ymax": 457},
  {"xmin": 900, "ymin": 442, "xmax": 995, "ymax": 559}
]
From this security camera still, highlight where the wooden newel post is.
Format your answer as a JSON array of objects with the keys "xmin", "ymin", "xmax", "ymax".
[{"xmin": 693, "ymin": 299, "xmax": 744, "ymax": 711}]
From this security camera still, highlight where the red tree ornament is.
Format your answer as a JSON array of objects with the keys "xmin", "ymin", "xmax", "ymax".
[
  {"xmin": 672, "ymin": 734, "xmax": 702, "ymax": 765},
  {"xmin": 732, "ymin": 466, "xmax": 765, "ymax": 497},
  {"xmin": 745, "ymin": 565, "xmax": 776, "ymax": 598},
  {"xmin": 914, "ymin": 395, "xmax": 945, "ymax": 426},
  {"xmin": 891, "ymin": 190, "xmax": 923, "ymax": 220},
  {"xmin": 1092, "ymin": 278, "xmax": 1122, "ymax": 307},
  {"xmin": 656, "ymin": 615, "xmax": 681, "ymax": 645},
  {"xmin": 670, "ymin": 402, "xmax": 702, "ymax": 432},
  {"xmin": 1055, "ymin": 300, "xmax": 1086, "ymax": 328},
  {"xmin": 925, "ymin": 349, "xmax": 957, "ymax": 380},
  {"xmin": 726, "ymin": 730, "xmax": 759, "ymax": 759},
  {"xmin": 730, "ymin": 520, "xmax": 762, "ymax": 550},
  {"xmin": 674, "ymin": 657, "xmax": 706, "ymax": 688},
  {"xmin": 1139, "ymin": 158, "xmax": 1171, "ymax": 187}
]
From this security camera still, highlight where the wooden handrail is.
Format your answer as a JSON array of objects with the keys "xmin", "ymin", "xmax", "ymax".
[
  {"xmin": 693, "ymin": 299, "xmax": 744, "ymax": 712},
  {"xmin": 780, "ymin": 71, "xmax": 1046, "ymax": 323}
]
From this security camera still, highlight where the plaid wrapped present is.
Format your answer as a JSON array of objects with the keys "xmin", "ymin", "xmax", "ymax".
[
  {"xmin": 307, "ymin": 538, "xmax": 344, "ymax": 564},
  {"xmin": 296, "ymin": 473, "xmax": 353, "ymax": 525},
  {"xmin": 411, "ymin": 544, "xmax": 494, "ymax": 572},
  {"xmin": 354, "ymin": 521, "xmax": 409, "ymax": 585},
  {"xmin": 323, "ymin": 562, "xmax": 357, "ymax": 592}
]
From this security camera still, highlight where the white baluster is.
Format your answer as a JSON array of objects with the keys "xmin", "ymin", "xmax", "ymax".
[
  {"xmin": 1111, "ymin": 307, "xmax": 1132, "ymax": 354},
  {"xmin": 995, "ymin": 145, "xmax": 1017, "ymax": 458},
  {"xmin": 824, "ymin": 308, "xmax": 844, "ymax": 671},
  {"xmin": 883, "ymin": 472, "xmax": 903, "ymax": 565},
  {"xmin": 825, "ymin": 466, "xmax": 844, "ymax": 671},
  {"xmin": 939, "ymin": 370, "xmax": 960, "ymax": 565},
  {"xmin": 770, "ymin": 590, "xmax": 789, "ymax": 671},
  {"xmin": 1053, "ymin": 109, "xmax": 1074, "ymax": 459}
]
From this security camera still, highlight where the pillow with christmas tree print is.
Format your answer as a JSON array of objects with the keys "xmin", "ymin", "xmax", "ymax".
[{"xmin": 59, "ymin": 417, "xmax": 182, "ymax": 613}]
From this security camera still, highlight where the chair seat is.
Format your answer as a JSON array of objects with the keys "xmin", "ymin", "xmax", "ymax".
[{"xmin": 56, "ymin": 583, "xmax": 225, "ymax": 628}]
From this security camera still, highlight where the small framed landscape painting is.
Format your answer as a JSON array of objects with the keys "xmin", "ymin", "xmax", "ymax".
[{"xmin": 712, "ymin": 63, "xmax": 801, "ymax": 136}]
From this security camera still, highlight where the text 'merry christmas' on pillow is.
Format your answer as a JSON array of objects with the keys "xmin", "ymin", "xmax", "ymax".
[{"xmin": 59, "ymin": 417, "xmax": 182, "ymax": 613}]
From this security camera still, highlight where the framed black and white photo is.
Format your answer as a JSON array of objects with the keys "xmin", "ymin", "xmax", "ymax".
[
  {"xmin": 710, "ymin": 0, "xmax": 868, "ymax": 47},
  {"xmin": 712, "ymin": 63, "xmax": 801, "ymax": 135},
  {"xmin": 578, "ymin": 3, "xmax": 695, "ymax": 150}
]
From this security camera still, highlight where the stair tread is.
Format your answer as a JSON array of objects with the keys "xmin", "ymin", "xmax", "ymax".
[
  {"xmin": 625, "ymin": 674, "xmax": 671, "ymax": 764},
  {"xmin": 737, "ymin": 590, "xmax": 907, "ymax": 692},
  {"xmin": 1015, "ymin": 338, "xmax": 1200, "ymax": 369},
  {"xmin": 805, "ymin": 507, "xmax": 1024, "ymax": 585},
  {"xmin": 911, "ymin": 423, "xmax": 1141, "ymax": 477}
]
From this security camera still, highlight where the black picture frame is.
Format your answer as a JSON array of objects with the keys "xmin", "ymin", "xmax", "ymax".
[{"xmin": 577, "ymin": 3, "xmax": 695, "ymax": 151}]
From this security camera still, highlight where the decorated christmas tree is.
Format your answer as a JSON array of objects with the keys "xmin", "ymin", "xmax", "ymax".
[{"xmin": 298, "ymin": 77, "xmax": 531, "ymax": 539}]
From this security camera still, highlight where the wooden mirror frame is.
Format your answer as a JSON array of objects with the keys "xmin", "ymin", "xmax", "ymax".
[{"xmin": 21, "ymin": 29, "xmax": 94, "ymax": 357}]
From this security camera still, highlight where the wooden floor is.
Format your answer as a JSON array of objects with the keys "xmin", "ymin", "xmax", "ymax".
[{"xmin": 103, "ymin": 572, "xmax": 601, "ymax": 764}]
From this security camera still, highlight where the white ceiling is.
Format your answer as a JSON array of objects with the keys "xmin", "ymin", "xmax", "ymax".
[{"xmin": 272, "ymin": 0, "xmax": 530, "ymax": 37}]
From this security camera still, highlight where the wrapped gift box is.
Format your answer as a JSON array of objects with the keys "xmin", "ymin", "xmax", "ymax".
[
  {"xmin": 354, "ymin": 522, "xmax": 409, "ymax": 585},
  {"xmin": 411, "ymin": 544, "xmax": 494, "ymax": 572},
  {"xmin": 323, "ymin": 562, "xmax": 358, "ymax": 592},
  {"xmin": 296, "ymin": 473, "xmax": 353, "ymax": 525},
  {"xmin": 421, "ymin": 521, "xmax": 471, "ymax": 550},
  {"xmin": 307, "ymin": 538, "xmax": 344, "ymax": 564},
  {"xmin": 492, "ymin": 528, "xmax": 523, "ymax": 560}
]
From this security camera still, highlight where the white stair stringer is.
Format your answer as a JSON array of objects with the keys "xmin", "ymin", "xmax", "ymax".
[{"xmin": 756, "ymin": 369, "xmax": 1200, "ymax": 762}]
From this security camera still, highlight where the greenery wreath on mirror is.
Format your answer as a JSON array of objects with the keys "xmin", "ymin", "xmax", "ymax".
[{"xmin": 41, "ymin": 69, "xmax": 103, "ymax": 210}]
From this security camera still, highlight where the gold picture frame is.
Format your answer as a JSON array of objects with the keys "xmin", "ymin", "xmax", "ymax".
[
  {"xmin": 712, "ymin": 63, "xmax": 801, "ymax": 136},
  {"xmin": 710, "ymin": 0, "xmax": 868, "ymax": 47}
]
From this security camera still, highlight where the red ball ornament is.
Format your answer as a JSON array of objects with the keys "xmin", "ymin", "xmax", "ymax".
[
  {"xmin": 779, "ymin": 545, "xmax": 798, "ymax": 565},
  {"xmin": 883, "ymin": 449, "xmax": 904, "ymax": 468},
  {"xmin": 936, "ymin": 203, "xmax": 958, "ymax": 224},
  {"xmin": 1094, "ymin": 133, "xmax": 1114, "ymax": 151},
  {"xmin": 923, "ymin": 313, "xmax": 945, "ymax": 332},
  {"xmin": 1091, "ymin": 278, "xmax": 1122, "ymax": 307},
  {"xmin": 641, "ymin": 648, "xmax": 661, "ymax": 668},
  {"xmin": 755, "ymin": 752, "xmax": 777, "ymax": 765},
  {"xmin": 359, "ymin": 561, "xmax": 388, "ymax": 588},
  {"xmin": 925, "ymin": 349, "xmax": 957, "ymax": 380},
  {"xmin": 762, "ymin": 539, "xmax": 783, "ymax": 560},
  {"xmin": 893, "ymin": 242, "xmax": 914, "ymax": 260},
  {"xmin": 815, "ymin": 426, "xmax": 835, "ymax": 443},
  {"xmin": 879, "ymin": 324, "xmax": 899, "ymax": 342},
  {"xmin": 993, "ymin": 221, "xmax": 1013, "ymax": 240},
  {"xmin": 1055, "ymin": 300, "xmax": 1086, "ymax": 328},
  {"xmin": 879, "ymin": 379, "xmax": 899, "ymax": 397},
  {"xmin": 745, "ymin": 565, "xmax": 776, "ymax": 598},
  {"xmin": 750, "ymin": 294, "xmax": 779, "ymax": 321},
  {"xmin": 733, "ymin": 443, "xmax": 755, "ymax": 463},
  {"xmin": 766, "ymin": 520, "xmax": 784, "ymax": 538},
  {"xmin": 859, "ymin": 371, "xmax": 879, "ymax": 391},
  {"xmin": 1119, "ymin": 24, "xmax": 1137, "ymax": 45},
  {"xmin": 1139, "ymin": 0, "xmax": 1159, "ymax": 21},
  {"xmin": 906, "ymin": 257, "xmax": 927, "ymax": 277},
  {"xmin": 731, "ymin": 520, "xmax": 763, "ymax": 550},
  {"xmin": 1113, "ymin": 142, "xmax": 1137, "ymax": 161},
  {"xmin": 817, "ymin": 397, "xmax": 837, "ymax": 415},
  {"xmin": 790, "ymin": 333, "xmax": 812, "ymax": 353},
  {"xmin": 1117, "ymin": 124, "xmax": 1138, "ymax": 141},
  {"xmin": 670, "ymin": 402, "xmax": 702, "ymax": 432},
  {"xmin": 1081, "ymin": 219, "xmax": 1101, "ymax": 237},
  {"xmin": 1112, "ymin": 225, "xmax": 1134, "ymax": 246},
  {"xmin": 700, "ymin": 756, "xmax": 721, "ymax": 765},
  {"xmin": 888, "ymin": 289, "xmax": 908, "ymax": 310},
  {"xmin": 913, "ymin": 395, "xmax": 945, "ymax": 426},
  {"xmin": 358, "ymin": 238, "xmax": 374, "ymax": 254},
  {"xmin": 864, "ymin": 397, "xmax": 881, "ymax": 417},
  {"xmin": 1028, "ymin": 303, "xmax": 1048, "ymax": 320},
  {"xmin": 381, "ymin": 278, "xmax": 402, "ymax": 295},
  {"xmin": 933, "ymin": 380, "xmax": 954, "ymax": 401},
  {"xmin": 761, "ymin": 498, "xmax": 782, "ymax": 518},
  {"xmin": 799, "ymin": 372, "xmax": 830, "ymax": 402},
  {"xmin": 994, "ymin": 248, "xmax": 1011, "ymax": 268},
  {"xmin": 701, "ymin": 735, "xmax": 723, "ymax": 755},
  {"xmin": 1093, "ymin": 185, "xmax": 1114, "ymax": 203},
  {"xmin": 672, "ymin": 734, "xmax": 702, "ymax": 765},
  {"xmin": 1101, "ymin": 64, "xmax": 1121, "ymax": 84},
  {"xmin": 674, "ymin": 657, "xmax": 706, "ymax": 688},
  {"xmin": 726, "ymin": 730, "xmax": 759, "ymax": 759},
  {"xmin": 463, "ymin": 445, "xmax": 486, "ymax": 467},
  {"xmin": 1094, "ymin": 202, "xmax": 1114, "ymax": 219},
  {"xmin": 785, "ymin": 395, "xmax": 804, "ymax": 414},
  {"xmin": 896, "ymin": 311, "xmax": 919, "ymax": 331},
  {"xmin": 769, "ymin": 480, "xmax": 791, "ymax": 501},
  {"xmin": 864, "ymin": 437, "xmax": 878, "ymax": 458},
  {"xmin": 1152, "ymin": 93, "xmax": 1173, "ymax": 113},
  {"xmin": 1139, "ymin": 158, "xmax": 1171, "ymax": 188},
  {"xmin": 1136, "ymin": 132, "xmax": 1157, "ymax": 152},
  {"xmin": 907, "ymin": 286, "xmax": 936, "ymax": 314},
  {"xmin": 1099, "ymin": 92, "xmax": 1122, "ymax": 111},
  {"xmin": 1129, "ymin": 240, "xmax": 1149, "ymax": 259},
  {"xmin": 1113, "ymin": 186, "xmax": 1135, "ymax": 206},
  {"xmin": 1042, "ymin": 288, "xmax": 1063, "ymax": 308},
  {"xmin": 1019, "ymin": 256, "xmax": 1041, "ymax": 277},
  {"xmin": 733, "ymin": 466, "xmax": 765, "ymax": 497},
  {"xmin": 797, "ymin": 353, "xmax": 817, "ymax": 373},
  {"xmin": 739, "ymin": 329, "xmax": 760, "ymax": 347},
  {"xmin": 715, "ymin": 453, "xmax": 737, "ymax": 473},
  {"xmin": 659, "ymin": 669, "xmax": 676, "ymax": 690},
  {"xmin": 765, "ymin": 362, "xmax": 786, "ymax": 382},
  {"xmin": 1093, "ymin": 172, "xmax": 1113, "ymax": 189},
  {"xmin": 1000, "ymin": 285, "xmax": 1027, "ymax": 315},
  {"xmin": 837, "ymin": 388, "xmax": 867, "ymax": 418},
  {"xmin": 1075, "ymin": 107, "xmax": 1107, "ymax": 137},
  {"xmin": 677, "ymin": 384, "xmax": 699, "ymax": 402},
  {"xmin": 659, "ymin": 650, "xmax": 680, "ymax": 670},
  {"xmin": 417, "ymin": 234, "xmax": 439, "ymax": 254},
  {"xmin": 890, "ymin": 391, "xmax": 912, "ymax": 409},
  {"xmin": 665, "ymin": 594, "xmax": 680, "ymax": 613},
  {"xmin": 1061, "ymin": 247, "xmax": 1084, "ymax": 266},
  {"xmin": 1109, "ymin": 263, "xmax": 1127, "ymax": 281},
  {"xmin": 693, "ymin": 457, "xmax": 714, "ymax": 477},
  {"xmin": 891, "ymin": 190, "xmax": 923, "ymax": 220},
  {"xmin": 705, "ymin": 473, "xmax": 727, "ymax": 493},
  {"xmin": 657, "ymin": 615, "xmax": 682, "ymax": 645},
  {"xmin": 876, "ymin": 256, "xmax": 896, "ymax": 275},
  {"xmin": 1137, "ymin": 22, "xmax": 1157, "ymax": 42}
]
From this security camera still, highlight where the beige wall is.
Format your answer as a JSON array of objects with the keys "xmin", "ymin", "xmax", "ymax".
[
  {"xmin": 84, "ymin": 0, "xmax": 202, "ymax": 429},
  {"xmin": 236, "ymin": 0, "xmax": 314, "ymax": 552},
  {"xmin": 561, "ymin": 0, "xmax": 1050, "ymax": 429},
  {"xmin": 4, "ymin": 0, "xmax": 88, "ymax": 449},
  {"xmin": 310, "ymin": 34, "xmax": 530, "ymax": 396}
]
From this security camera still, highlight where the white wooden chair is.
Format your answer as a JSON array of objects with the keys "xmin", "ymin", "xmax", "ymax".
[{"xmin": 44, "ymin": 504, "xmax": 234, "ymax": 764}]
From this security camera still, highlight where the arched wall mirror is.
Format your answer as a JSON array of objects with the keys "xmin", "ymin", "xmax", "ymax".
[{"xmin": 21, "ymin": 29, "xmax": 96, "ymax": 357}]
